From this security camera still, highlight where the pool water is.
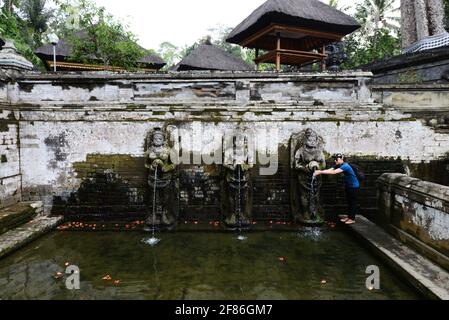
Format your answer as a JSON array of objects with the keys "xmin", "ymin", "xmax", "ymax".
[{"xmin": 0, "ymin": 227, "xmax": 420, "ymax": 300}]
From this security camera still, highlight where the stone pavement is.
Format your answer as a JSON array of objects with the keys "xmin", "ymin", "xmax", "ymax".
[{"xmin": 0, "ymin": 215, "xmax": 63, "ymax": 260}]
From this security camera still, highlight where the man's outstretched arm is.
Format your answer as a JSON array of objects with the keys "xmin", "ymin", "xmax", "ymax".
[{"xmin": 314, "ymin": 168, "xmax": 343, "ymax": 176}]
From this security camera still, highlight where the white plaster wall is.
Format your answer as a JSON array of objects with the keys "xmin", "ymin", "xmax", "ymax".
[
  {"xmin": 19, "ymin": 118, "xmax": 449, "ymax": 199},
  {"xmin": 0, "ymin": 175, "xmax": 21, "ymax": 207},
  {"xmin": 0, "ymin": 124, "xmax": 20, "ymax": 178}
]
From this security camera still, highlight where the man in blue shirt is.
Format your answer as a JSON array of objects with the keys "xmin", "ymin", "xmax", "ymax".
[{"xmin": 313, "ymin": 154, "xmax": 360, "ymax": 225}]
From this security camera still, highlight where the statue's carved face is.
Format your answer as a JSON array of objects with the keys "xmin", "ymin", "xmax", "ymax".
[
  {"xmin": 152, "ymin": 131, "xmax": 165, "ymax": 147},
  {"xmin": 304, "ymin": 129, "xmax": 319, "ymax": 149},
  {"xmin": 235, "ymin": 135, "xmax": 245, "ymax": 149}
]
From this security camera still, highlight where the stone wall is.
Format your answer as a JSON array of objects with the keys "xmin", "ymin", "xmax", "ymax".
[
  {"xmin": 371, "ymin": 83, "xmax": 449, "ymax": 186},
  {"xmin": 371, "ymin": 84, "xmax": 449, "ymax": 134},
  {"xmin": 0, "ymin": 110, "xmax": 21, "ymax": 208},
  {"xmin": 0, "ymin": 71, "xmax": 448, "ymax": 220},
  {"xmin": 377, "ymin": 173, "xmax": 449, "ymax": 270},
  {"xmin": 365, "ymin": 46, "xmax": 449, "ymax": 84},
  {"xmin": 1, "ymin": 75, "xmax": 21, "ymax": 208}
]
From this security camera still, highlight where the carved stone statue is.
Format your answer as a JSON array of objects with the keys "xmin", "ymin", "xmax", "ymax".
[
  {"xmin": 401, "ymin": 0, "xmax": 449, "ymax": 53},
  {"xmin": 144, "ymin": 127, "xmax": 178, "ymax": 230},
  {"xmin": 221, "ymin": 131, "xmax": 253, "ymax": 230},
  {"xmin": 325, "ymin": 42, "xmax": 347, "ymax": 72},
  {"xmin": 290, "ymin": 128, "xmax": 326, "ymax": 225}
]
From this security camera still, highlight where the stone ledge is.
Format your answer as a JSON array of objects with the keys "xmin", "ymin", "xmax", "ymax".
[
  {"xmin": 364, "ymin": 45, "xmax": 449, "ymax": 73},
  {"xmin": 0, "ymin": 215, "xmax": 63, "ymax": 260},
  {"xmin": 348, "ymin": 216, "xmax": 449, "ymax": 300},
  {"xmin": 371, "ymin": 84, "xmax": 449, "ymax": 90},
  {"xmin": 0, "ymin": 202, "xmax": 37, "ymax": 235},
  {"xmin": 18, "ymin": 70, "xmax": 373, "ymax": 81},
  {"xmin": 377, "ymin": 173, "xmax": 449, "ymax": 205},
  {"xmin": 388, "ymin": 225, "xmax": 449, "ymax": 272}
]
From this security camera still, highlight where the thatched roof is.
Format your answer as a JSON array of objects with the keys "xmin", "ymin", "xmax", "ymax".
[
  {"xmin": 34, "ymin": 31, "xmax": 165, "ymax": 69},
  {"xmin": 173, "ymin": 43, "xmax": 254, "ymax": 71},
  {"xmin": 227, "ymin": 0, "xmax": 360, "ymax": 47}
]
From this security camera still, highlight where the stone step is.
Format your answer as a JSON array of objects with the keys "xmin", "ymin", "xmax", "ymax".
[
  {"xmin": 0, "ymin": 202, "xmax": 41, "ymax": 235},
  {"xmin": 32, "ymin": 100, "xmax": 387, "ymax": 109},
  {"xmin": 434, "ymin": 125, "xmax": 449, "ymax": 134},
  {"xmin": 0, "ymin": 215, "xmax": 63, "ymax": 260},
  {"xmin": 348, "ymin": 216, "xmax": 449, "ymax": 300}
]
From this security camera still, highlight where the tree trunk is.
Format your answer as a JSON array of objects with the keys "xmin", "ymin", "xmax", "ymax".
[
  {"xmin": 427, "ymin": 0, "xmax": 447, "ymax": 35},
  {"xmin": 414, "ymin": 0, "xmax": 430, "ymax": 40},
  {"xmin": 401, "ymin": 0, "xmax": 418, "ymax": 48}
]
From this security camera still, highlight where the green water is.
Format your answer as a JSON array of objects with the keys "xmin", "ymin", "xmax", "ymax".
[{"xmin": 0, "ymin": 228, "xmax": 420, "ymax": 300}]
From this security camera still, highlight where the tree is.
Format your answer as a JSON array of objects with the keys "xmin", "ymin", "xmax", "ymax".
[
  {"xmin": 1, "ymin": 0, "xmax": 19, "ymax": 15},
  {"xmin": 206, "ymin": 25, "xmax": 247, "ymax": 60},
  {"xmin": 356, "ymin": 0, "xmax": 400, "ymax": 59},
  {"xmin": 55, "ymin": 0, "xmax": 145, "ymax": 70},
  {"xmin": 19, "ymin": 0, "xmax": 53, "ymax": 47},
  {"xmin": 343, "ymin": 0, "xmax": 401, "ymax": 68},
  {"xmin": 172, "ymin": 24, "xmax": 262, "ymax": 69},
  {"xmin": 328, "ymin": 0, "xmax": 350, "ymax": 12},
  {"xmin": 0, "ymin": 0, "xmax": 44, "ymax": 68},
  {"xmin": 157, "ymin": 41, "xmax": 181, "ymax": 69},
  {"xmin": 444, "ymin": 0, "xmax": 449, "ymax": 28}
]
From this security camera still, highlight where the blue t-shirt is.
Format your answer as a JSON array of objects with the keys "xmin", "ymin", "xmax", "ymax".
[{"xmin": 334, "ymin": 163, "xmax": 360, "ymax": 189}]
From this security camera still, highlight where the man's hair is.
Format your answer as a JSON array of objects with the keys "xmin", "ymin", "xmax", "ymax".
[{"xmin": 332, "ymin": 153, "xmax": 345, "ymax": 160}]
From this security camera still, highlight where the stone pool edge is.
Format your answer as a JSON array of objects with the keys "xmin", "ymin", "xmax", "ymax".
[
  {"xmin": 0, "ymin": 216, "xmax": 64, "ymax": 260},
  {"xmin": 347, "ymin": 216, "xmax": 449, "ymax": 300}
]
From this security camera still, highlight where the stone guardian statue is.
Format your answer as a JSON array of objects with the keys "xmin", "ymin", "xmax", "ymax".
[
  {"xmin": 144, "ymin": 127, "xmax": 178, "ymax": 230},
  {"xmin": 290, "ymin": 128, "xmax": 326, "ymax": 225},
  {"xmin": 221, "ymin": 131, "xmax": 253, "ymax": 230}
]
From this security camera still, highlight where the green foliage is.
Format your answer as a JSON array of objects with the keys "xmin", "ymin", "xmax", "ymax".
[
  {"xmin": 159, "ymin": 24, "xmax": 260, "ymax": 70},
  {"xmin": 398, "ymin": 70, "xmax": 423, "ymax": 84},
  {"xmin": 0, "ymin": 4, "xmax": 44, "ymax": 69},
  {"xmin": 157, "ymin": 41, "xmax": 181, "ymax": 69},
  {"xmin": 344, "ymin": 28, "xmax": 401, "ymax": 68},
  {"xmin": 20, "ymin": 0, "xmax": 53, "ymax": 48},
  {"xmin": 206, "ymin": 25, "xmax": 246, "ymax": 60},
  {"xmin": 342, "ymin": 0, "xmax": 401, "ymax": 69},
  {"xmin": 327, "ymin": 0, "xmax": 350, "ymax": 12},
  {"xmin": 55, "ymin": 0, "xmax": 144, "ymax": 70}
]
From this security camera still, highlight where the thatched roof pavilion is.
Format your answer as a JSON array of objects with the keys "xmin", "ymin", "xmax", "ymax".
[
  {"xmin": 173, "ymin": 43, "xmax": 254, "ymax": 71},
  {"xmin": 35, "ymin": 31, "xmax": 166, "ymax": 72},
  {"xmin": 226, "ymin": 0, "xmax": 360, "ymax": 71}
]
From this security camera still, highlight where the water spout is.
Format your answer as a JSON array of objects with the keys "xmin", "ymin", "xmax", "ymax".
[
  {"xmin": 310, "ymin": 174, "xmax": 317, "ymax": 221},
  {"xmin": 236, "ymin": 165, "xmax": 247, "ymax": 241},
  {"xmin": 143, "ymin": 166, "xmax": 161, "ymax": 246}
]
